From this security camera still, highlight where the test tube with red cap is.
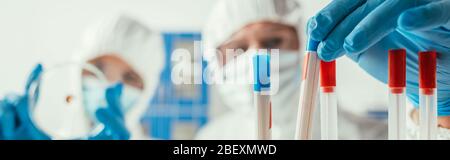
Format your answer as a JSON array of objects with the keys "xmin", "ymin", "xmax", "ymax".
[
  {"xmin": 419, "ymin": 51, "xmax": 437, "ymax": 140},
  {"xmin": 388, "ymin": 49, "xmax": 407, "ymax": 140},
  {"xmin": 295, "ymin": 39, "xmax": 321, "ymax": 140},
  {"xmin": 253, "ymin": 53, "xmax": 272, "ymax": 140},
  {"xmin": 319, "ymin": 60, "xmax": 338, "ymax": 140}
]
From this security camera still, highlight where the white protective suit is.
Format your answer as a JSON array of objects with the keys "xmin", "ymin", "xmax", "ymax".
[
  {"xmin": 197, "ymin": 0, "xmax": 307, "ymax": 140},
  {"xmin": 78, "ymin": 15, "xmax": 165, "ymax": 139}
]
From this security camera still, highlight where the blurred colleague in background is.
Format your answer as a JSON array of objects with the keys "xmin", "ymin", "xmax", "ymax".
[
  {"xmin": 80, "ymin": 15, "xmax": 165, "ymax": 139},
  {"xmin": 197, "ymin": 0, "xmax": 304, "ymax": 139},
  {"xmin": 0, "ymin": 15, "xmax": 164, "ymax": 140}
]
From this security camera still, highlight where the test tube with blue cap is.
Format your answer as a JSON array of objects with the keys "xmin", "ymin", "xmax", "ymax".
[
  {"xmin": 253, "ymin": 53, "xmax": 271, "ymax": 140},
  {"xmin": 295, "ymin": 39, "xmax": 321, "ymax": 140}
]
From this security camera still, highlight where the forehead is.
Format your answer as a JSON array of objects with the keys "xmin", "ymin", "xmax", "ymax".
[
  {"xmin": 240, "ymin": 21, "xmax": 296, "ymax": 34},
  {"xmin": 247, "ymin": 21, "xmax": 293, "ymax": 28},
  {"xmin": 89, "ymin": 54, "xmax": 130, "ymax": 68},
  {"xmin": 227, "ymin": 21, "xmax": 297, "ymax": 42}
]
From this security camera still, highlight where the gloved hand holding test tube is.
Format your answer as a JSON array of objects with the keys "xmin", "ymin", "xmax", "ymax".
[
  {"xmin": 388, "ymin": 49, "xmax": 407, "ymax": 140},
  {"xmin": 253, "ymin": 53, "xmax": 272, "ymax": 140},
  {"xmin": 320, "ymin": 60, "xmax": 337, "ymax": 140},
  {"xmin": 419, "ymin": 51, "xmax": 437, "ymax": 140},
  {"xmin": 295, "ymin": 39, "xmax": 320, "ymax": 140}
]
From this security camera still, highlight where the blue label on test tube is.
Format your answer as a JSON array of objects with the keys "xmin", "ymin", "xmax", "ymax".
[{"xmin": 253, "ymin": 54, "xmax": 271, "ymax": 92}]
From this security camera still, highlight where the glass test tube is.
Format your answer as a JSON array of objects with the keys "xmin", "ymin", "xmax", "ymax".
[
  {"xmin": 388, "ymin": 49, "xmax": 407, "ymax": 140},
  {"xmin": 419, "ymin": 51, "xmax": 437, "ymax": 140},
  {"xmin": 295, "ymin": 39, "xmax": 320, "ymax": 140},
  {"xmin": 253, "ymin": 53, "xmax": 272, "ymax": 140},
  {"xmin": 320, "ymin": 60, "xmax": 338, "ymax": 140}
]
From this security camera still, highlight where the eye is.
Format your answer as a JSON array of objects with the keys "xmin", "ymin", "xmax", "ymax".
[
  {"xmin": 123, "ymin": 71, "xmax": 141, "ymax": 86},
  {"xmin": 94, "ymin": 61, "xmax": 105, "ymax": 72},
  {"xmin": 236, "ymin": 45, "xmax": 248, "ymax": 52},
  {"xmin": 262, "ymin": 37, "xmax": 283, "ymax": 49},
  {"xmin": 222, "ymin": 44, "xmax": 248, "ymax": 54},
  {"xmin": 219, "ymin": 44, "xmax": 248, "ymax": 62}
]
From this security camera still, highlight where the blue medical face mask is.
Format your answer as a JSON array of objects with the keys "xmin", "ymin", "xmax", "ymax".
[{"xmin": 82, "ymin": 77, "xmax": 142, "ymax": 121}]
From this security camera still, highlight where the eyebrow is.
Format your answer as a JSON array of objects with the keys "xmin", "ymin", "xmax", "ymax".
[
  {"xmin": 126, "ymin": 70, "xmax": 140, "ymax": 79},
  {"xmin": 265, "ymin": 25, "xmax": 295, "ymax": 33},
  {"xmin": 221, "ymin": 37, "xmax": 247, "ymax": 48}
]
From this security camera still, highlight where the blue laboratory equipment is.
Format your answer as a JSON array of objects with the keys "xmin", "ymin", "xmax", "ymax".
[{"xmin": 141, "ymin": 32, "xmax": 208, "ymax": 140}]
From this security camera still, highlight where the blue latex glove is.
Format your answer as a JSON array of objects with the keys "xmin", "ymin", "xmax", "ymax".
[
  {"xmin": 0, "ymin": 64, "xmax": 130, "ymax": 140},
  {"xmin": 88, "ymin": 83, "xmax": 130, "ymax": 140},
  {"xmin": 308, "ymin": 0, "xmax": 450, "ymax": 116},
  {"xmin": 0, "ymin": 64, "xmax": 50, "ymax": 140}
]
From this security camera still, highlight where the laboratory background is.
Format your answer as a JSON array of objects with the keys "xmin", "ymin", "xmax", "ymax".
[{"xmin": 1, "ymin": 0, "xmax": 447, "ymax": 140}]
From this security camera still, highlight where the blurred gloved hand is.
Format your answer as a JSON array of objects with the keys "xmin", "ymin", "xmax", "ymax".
[
  {"xmin": 308, "ymin": 0, "xmax": 450, "ymax": 116},
  {"xmin": 89, "ymin": 83, "xmax": 130, "ymax": 140},
  {"xmin": 0, "ymin": 64, "xmax": 50, "ymax": 140},
  {"xmin": 0, "ymin": 64, "xmax": 130, "ymax": 140}
]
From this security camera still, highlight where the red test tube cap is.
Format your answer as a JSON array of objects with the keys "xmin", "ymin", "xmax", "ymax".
[
  {"xmin": 419, "ymin": 51, "xmax": 436, "ymax": 91},
  {"xmin": 388, "ymin": 49, "xmax": 406, "ymax": 93},
  {"xmin": 320, "ymin": 60, "xmax": 336, "ymax": 93}
]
